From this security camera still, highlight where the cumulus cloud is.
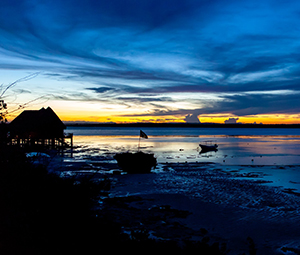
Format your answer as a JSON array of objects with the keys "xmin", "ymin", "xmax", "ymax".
[
  {"xmin": 184, "ymin": 114, "xmax": 201, "ymax": 123},
  {"xmin": 224, "ymin": 118, "xmax": 240, "ymax": 124}
]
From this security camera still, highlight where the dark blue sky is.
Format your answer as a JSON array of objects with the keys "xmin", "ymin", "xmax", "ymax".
[{"xmin": 0, "ymin": 0, "xmax": 300, "ymax": 123}]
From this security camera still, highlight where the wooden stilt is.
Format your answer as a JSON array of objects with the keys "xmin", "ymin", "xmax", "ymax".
[{"xmin": 138, "ymin": 136, "xmax": 141, "ymax": 151}]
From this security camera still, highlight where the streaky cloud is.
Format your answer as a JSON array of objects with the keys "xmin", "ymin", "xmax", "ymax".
[{"xmin": 1, "ymin": 0, "xmax": 300, "ymax": 122}]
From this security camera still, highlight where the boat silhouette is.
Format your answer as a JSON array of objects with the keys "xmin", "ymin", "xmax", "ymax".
[
  {"xmin": 114, "ymin": 151, "xmax": 157, "ymax": 174},
  {"xmin": 114, "ymin": 130, "xmax": 157, "ymax": 173},
  {"xmin": 199, "ymin": 140, "xmax": 218, "ymax": 153}
]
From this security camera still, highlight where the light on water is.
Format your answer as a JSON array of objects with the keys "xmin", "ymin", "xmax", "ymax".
[
  {"xmin": 66, "ymin": 126, "xmax": 300, "ymax": 192},
  {"xmin": 67, "ymin": 126, "xmax": 300, "ymax": 165}
]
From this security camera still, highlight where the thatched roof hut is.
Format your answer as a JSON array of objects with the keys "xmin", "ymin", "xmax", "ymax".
[{"xmin": 10, "ymin": 107, "xmax": 66, "ymax": 139}]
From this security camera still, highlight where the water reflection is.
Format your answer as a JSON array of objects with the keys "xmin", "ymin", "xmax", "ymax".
[{"xmin": 72, "ymin": 135, "xmax": 300, "ymax": 165}]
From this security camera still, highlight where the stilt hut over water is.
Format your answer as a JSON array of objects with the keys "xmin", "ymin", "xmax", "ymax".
[{"xmin": 9, "ymin": 107, "xmax": 73, "ymax": 150}]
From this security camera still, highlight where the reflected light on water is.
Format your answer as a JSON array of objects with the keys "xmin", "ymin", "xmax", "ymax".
[
  {"xmin": 64, "ymin": 131, "xmax": 300, "ymax": 192},
  {"xmin": 72, "ymin": 135, "xmax": 300, "ymax": 165}
]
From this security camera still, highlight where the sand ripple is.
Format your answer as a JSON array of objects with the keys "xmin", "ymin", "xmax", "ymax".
[{"xmin": 153, "ymin": 164, "xmax": 300, "ymax": 219}]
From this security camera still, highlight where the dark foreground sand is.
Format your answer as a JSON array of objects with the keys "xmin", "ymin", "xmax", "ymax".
[
  {"xmin": 105, "ymin": 193, "xmax": 300, "ymax": 255},
  {"xmin": 48, "ymin": 157, "xmax": 300, "ymax": 254},
  {"xmin": 103, "ymin": 163, "xmax": 300, "ymax": 255}
]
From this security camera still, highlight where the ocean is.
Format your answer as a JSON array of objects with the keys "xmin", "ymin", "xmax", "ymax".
[
  {"xmin": 64, "ymin": 126, "xmax": 300, "ymax": 192},
  {"xmin": 66, "ymin": 126, "xmax": 300, "ymax": 165},
  {"xmin": 66, "ymin": 126, "xmax": 300, "ymax": 137},
  {"xmin": 61, "ymin": 126, "xmax": 300, "ymax": 253}
]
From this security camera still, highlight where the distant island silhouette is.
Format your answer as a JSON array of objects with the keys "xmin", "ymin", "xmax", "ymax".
[{"xmin": 65, "ymin": 122, "xmax": 300, "ymax": 129}]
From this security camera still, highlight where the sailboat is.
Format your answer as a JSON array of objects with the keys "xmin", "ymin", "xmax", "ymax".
[{"xmin": 114, "ymin": 130, "xmax": 157, "ymax": 173}]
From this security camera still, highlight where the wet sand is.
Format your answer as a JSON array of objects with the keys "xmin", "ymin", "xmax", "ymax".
[
  {"xmin": 48, "ymin": 155, "xmax": 300, "ymax": 254},
  {"xmin": 104, "ymin": 192, "xmax": 300, "ymax": 255},
  {"xmin": 53, "ymin": 130, "xmax": 300, "ymax": 254},
  {"xmin": 106, "ymin": 163, "xmax": 300, "ymax": 255}
]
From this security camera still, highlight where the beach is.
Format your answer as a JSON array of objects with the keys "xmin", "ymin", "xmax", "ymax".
[
  {"xmin": 105, "ymin": 163, "xmax": 300, "ymax": 254},
  {"xmin": 50, "ymin": 159, "xmax": 300, "ymax": 254},
  {"xmin": 48, "ymin": 126, "xmax": 300, "ymax": 254}
]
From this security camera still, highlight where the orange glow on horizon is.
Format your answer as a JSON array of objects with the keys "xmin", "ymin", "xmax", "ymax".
[
  {"xmin": 198, "ymin": 114, "xmax": 300, "ymax": 125},
  {"xmin": 5, "ymin": 102, "xmax": 300, "ymax": 125},
  {"xmin": 59, "ymin": 115, "xmax": 185, "ymax": 124},
  {"xmin": 58, "ymin": 113, "xmax": 300, "ymax": 125}
]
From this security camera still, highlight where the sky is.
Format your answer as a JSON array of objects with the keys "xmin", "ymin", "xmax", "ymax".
[{"xmin": 0, "ymin": 0, "xmax": 300, "ymax": 124}]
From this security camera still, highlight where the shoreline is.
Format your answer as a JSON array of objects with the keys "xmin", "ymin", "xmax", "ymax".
[
  {"xmin": 48, "ymin": 154, "xmax": 300, "ymax": 254},
  {"xmin": 104, "ymin": 163, "xmax": 300, "ymax": 254}
]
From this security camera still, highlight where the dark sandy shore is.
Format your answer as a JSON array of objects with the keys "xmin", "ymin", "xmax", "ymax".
[
  {"xmin": 48, "ymin": 157, "xmax": 300, "ymax": 254},
  {"xmin": 105, "ymin": 163, "xmax": 300, "ymax": 255}
]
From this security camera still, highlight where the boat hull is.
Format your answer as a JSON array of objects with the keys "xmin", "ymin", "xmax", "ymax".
[
  {"xmin": 199, "ymin": 144, "xmax": 218, "ymax": 153},
  {"xmin": 114, "ymin": 152, "xmax": 157, "ymax": 173}
]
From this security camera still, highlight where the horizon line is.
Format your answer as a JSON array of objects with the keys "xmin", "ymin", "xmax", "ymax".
[{"xmin": 64, "ymin": 122, "xmax": 300, "ymax": 128}]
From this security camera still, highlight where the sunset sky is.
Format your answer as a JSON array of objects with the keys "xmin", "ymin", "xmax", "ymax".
[{"xmin": 1, "ymin": 0, "xmax": 300, "ymax": 124}]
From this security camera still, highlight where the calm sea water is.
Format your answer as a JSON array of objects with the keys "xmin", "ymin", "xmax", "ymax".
[
  {"xmin": 66, "ymin": 126, "xmax": 300, "ymax": 165},
  {"xmin": 65, "ymin": 126, "xmax": 300, "ymax": 192},
  {"xmin": 66, "ymin": 126, "xmax": 300, "ymax": 137}
]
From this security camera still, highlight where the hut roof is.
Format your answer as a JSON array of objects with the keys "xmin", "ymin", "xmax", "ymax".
[{"xmin": 10, "ymin": 107, "xmax": 66, "ymax": 136}]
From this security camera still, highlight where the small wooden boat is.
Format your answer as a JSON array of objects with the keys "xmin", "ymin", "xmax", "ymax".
[
  {"xmin": 199, "ymin": 140, "xmax": 218, "ymax": 153},
  {"xmin": 114, "ymin": 151, "xmax": 157, "ymax": 174}
]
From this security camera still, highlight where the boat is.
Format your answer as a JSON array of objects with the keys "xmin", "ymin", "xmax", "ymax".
[
  {"xmin": 114, "ymin": 151, "xmax": 157, "ymax": 174},
  {"xmin": 199, "ymin": 141, "xmax": 218, "ymax": 153},
  {"xmin": 114, "ymin": 130, "xmax": 157, "ymax": 173}
]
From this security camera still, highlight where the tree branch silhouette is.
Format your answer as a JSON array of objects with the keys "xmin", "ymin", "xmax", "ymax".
[{"xmin": 0, "ymin": 73, "xmax": 41, "ymax": 123}]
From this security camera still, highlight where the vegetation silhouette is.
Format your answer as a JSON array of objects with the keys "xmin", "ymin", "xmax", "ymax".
[
  {"xmin": 0, "ymin": 74, "xmax": 51, "ymax": 146},
  {"xmin": 0, "ymin": 73, "xmax": 40, "ymax": 123}
]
